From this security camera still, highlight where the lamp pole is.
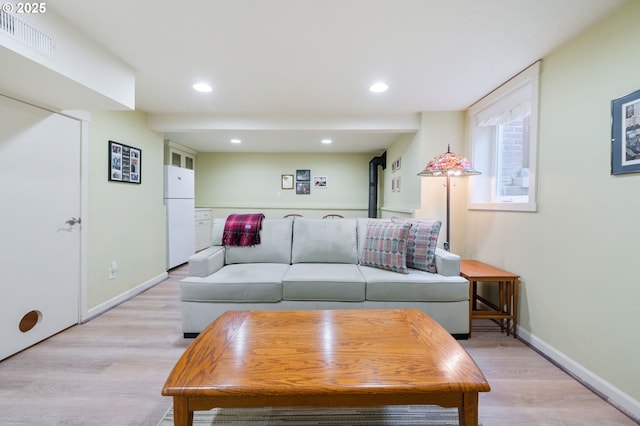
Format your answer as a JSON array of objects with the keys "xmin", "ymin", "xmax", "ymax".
[{"xmin": 445, "ymin": 173, "xmax": 450, "ymax": 252}]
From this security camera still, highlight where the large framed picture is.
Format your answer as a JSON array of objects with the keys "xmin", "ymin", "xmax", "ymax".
[
  {"xmin": 611, "ymin": 89, "xmax": 640, "ymax": 175},
  {"xmin": 109, "ymin": 140, "xmax": 141, "ymax": 183}
]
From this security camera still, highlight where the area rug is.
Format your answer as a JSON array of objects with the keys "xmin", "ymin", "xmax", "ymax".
[{"xmin": 158, "ymin": 405, "xmax": 483, "ymax": 425}]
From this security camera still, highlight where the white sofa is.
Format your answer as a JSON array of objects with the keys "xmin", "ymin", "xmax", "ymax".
[{"xmin": 180, "ymin": 217, "xmax": 470, "ymax": 338}]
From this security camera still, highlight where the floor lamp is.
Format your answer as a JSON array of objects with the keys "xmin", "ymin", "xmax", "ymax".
[{"xmin": 417, "ymin": 145, "xmax": 480, "ymax": 252}]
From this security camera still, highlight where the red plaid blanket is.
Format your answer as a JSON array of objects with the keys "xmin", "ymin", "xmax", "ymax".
[{"xmin": 222, "ymin": 213, "xmax": 265, "ymax": 247}]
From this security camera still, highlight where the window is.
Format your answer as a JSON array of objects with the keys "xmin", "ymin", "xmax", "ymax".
[{"xmin": 468, "ymin": 62, "xmax": 539, "ymax": 212}]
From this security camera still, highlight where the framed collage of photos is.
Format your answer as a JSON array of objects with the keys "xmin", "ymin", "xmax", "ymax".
[{"xmin": 109, "ymin": 140, "xmax": 142, "ymax": 184}]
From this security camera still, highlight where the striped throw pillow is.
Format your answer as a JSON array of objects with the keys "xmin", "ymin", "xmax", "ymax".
[
  {"xmin": 360, "ymin": 221, "xmax": 411, "ymax": 274},
  {"xmin": 392, "ymin": 218, "xmax": 441, "ymax": 273}
]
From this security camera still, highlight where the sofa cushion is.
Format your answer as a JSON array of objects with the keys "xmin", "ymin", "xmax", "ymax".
[
  {"xmin": 282, "ymin": 263, "xmax": 365, "ymax": 301},
  {"xmin": 359, "ymin": 265, "xmax": 469, "ymax": 302},
  {"xmin": 360, "ymin": 221, "xmax": 411, "ymax": 274},
  {"xmin": 225, "ymin": 218, "xmax": 293, "ymax": 264},
  {"xmin": 180, "ymin": 263, "xmax": 288, "ymax": 302},
  {"xmin": 392, "ymin": 217, "xmax": 441, "ymax": 273},
  {"xmin": 291, "ymin": 218, "xmax": 358, "ymax": 264}
]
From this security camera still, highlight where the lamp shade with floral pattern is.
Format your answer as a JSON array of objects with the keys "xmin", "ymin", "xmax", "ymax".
[{"xmin": 417, "ymin": 145, "xmax": 480, "ymax": 176}]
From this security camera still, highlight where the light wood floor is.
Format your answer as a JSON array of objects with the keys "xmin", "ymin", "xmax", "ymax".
[{"xmin": 0, "ymin": 265, "xmax": 636, "ymax": 426}]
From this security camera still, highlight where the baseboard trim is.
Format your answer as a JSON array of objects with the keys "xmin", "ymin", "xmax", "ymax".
[
  {"xmin": 82, "ymin": 272, "xmax": 169, "ymax": 322},
  {"xmin": 517, "ymin": 326, "xmax": 640, "ymax": 423}
]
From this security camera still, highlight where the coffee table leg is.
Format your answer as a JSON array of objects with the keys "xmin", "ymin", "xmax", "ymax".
[
  {"xmin": 173, "ymin": 397, "xmax": 193, "ymax": 426},
  {"xmin": 458, "ymin": 392, "xmax": 479, "ymax": 426}
]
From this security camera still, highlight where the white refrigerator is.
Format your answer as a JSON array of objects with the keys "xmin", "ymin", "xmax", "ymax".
[{"xmin": 164, "ymin": 166, "xmax": 195, "ymax": 269}]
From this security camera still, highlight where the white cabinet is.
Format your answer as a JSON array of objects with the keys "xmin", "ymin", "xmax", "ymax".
[
  {"xmin": 165, "ymin": 140, "xmax": 196, "ymax": 170},
  {"xmin": 195, "ymin": 208, "xmax": 212, "ymax": 251},
  {"xmin": 170, "ymin": 147, "xmax": 195, "ymax": 170}
]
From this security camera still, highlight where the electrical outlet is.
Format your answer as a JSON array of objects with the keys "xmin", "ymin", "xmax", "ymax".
[{"xmin": 109, "ymin": 261, "xmax": 118, "ymax": 279}]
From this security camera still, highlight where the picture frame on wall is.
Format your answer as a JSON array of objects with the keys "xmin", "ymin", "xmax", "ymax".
[
  {"xmin": 296, "ymin": 181, "xmax": 310, "ymax": 194},
  {"xmin": 391, "ymin": 176, "xmax": 401, "ymax": 192},
  {"xmin": 391, "ymin": 157, "xmax": 401, "ymax": 173},
  {"xmin": 281, "ymin": 174, "xmax": 294, "ymax": 189},
  {"xmin": 296, "ymin": 169, "xmax": 311, "ymax": 194},
  {"xmin": 313, "ymin": 176, "xmax": 327, "ymax": 188},
  {"xmin": 611, "ymin": 88, "xmax": 640, "ymax": 175},
  {"xmin": 108, "ymin": 140, "xmax": 141, "ymax": 184},
  {"xmin": 296, "ymin": 169, "xmax": 310, "ymax": 181}
]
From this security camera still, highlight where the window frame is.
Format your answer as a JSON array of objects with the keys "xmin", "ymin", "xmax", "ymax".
[{"xmin": 467, "ymin": 61, "xmax": 540, "ymax": 212}]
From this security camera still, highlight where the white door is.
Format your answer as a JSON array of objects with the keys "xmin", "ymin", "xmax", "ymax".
[{"xmin": 0, "ymin": 94, "xmax": 81, "ymax": 361}]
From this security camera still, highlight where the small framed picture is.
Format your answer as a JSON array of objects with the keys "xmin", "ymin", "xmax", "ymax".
[
  {"xmin": 313, "ymin": 176, "xmax": 327, "ymax": 188},
  {"xmin": 296, "ymin": 181, "xmax": 310, "ymax": 194},
  {"xmin": 296, "ymin": 169, "xmax": 310, "ymax": 181},
  {"xmin": 392, "ymin": 176, "xmax": 401, "ymax": 192},
  {"xmin": 611, "ymin": 88, "xmax": 640, "ymax": 175},
  {"xmin": 281, "ymin": 174, "xmax": 294, "ymax": 189}
]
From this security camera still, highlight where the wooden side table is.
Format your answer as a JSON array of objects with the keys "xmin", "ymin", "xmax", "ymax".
[{"xmin": 460, "ymin": 260, "xmax": 520, "ymax": 338}]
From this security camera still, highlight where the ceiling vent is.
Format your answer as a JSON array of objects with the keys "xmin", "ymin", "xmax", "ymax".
[{"xmin": 0, "ymin": 10, "xmax": 55, "ymax": 57}]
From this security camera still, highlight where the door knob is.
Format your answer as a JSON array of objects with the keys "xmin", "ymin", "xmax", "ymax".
[{"xmin": 65, "ymin": 217, "xmax": 81, "ymax": 226}]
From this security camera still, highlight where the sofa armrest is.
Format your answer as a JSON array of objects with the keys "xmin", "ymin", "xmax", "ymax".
[
  {"xmin": 434, "ymin": 248, "xmax": 461, "ymax": 277},
  {"xmin": 188, "ymin": 246, "xmax": 225, "ymax": 277}
]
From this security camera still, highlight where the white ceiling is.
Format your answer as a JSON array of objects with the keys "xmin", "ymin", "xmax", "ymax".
[{"xmin": 48, "ymin": 0, "xmax": 626, "ymax": 153}]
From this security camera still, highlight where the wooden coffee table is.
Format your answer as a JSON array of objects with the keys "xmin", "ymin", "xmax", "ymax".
[{"xmin": 162, "ymin": 309, "xmax": 490, "ymax": 426}]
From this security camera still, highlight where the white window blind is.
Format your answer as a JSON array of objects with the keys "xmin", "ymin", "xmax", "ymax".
[{"xmin": 468, "ymin": 62, "xmax": 540, "ymax": 212}]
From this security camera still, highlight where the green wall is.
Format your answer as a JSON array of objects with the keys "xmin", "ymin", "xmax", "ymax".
[
  {"xmin": 383, "ymin": 111, "xmax": 469, "ymax": 253},
  {"xmin": 195, "ymin": 152, "xmax": 377, "ymax": 218},
  {"xmin": 465, "ymin": 0, "xmax": 640, "ymax": 410},
  {"xmin": 380, "ymin": 132, "xmax": 420, "ymax": 217},
  {"xmin": 86, "ymin": 110, "xmax": 166, "ymax": 311}
]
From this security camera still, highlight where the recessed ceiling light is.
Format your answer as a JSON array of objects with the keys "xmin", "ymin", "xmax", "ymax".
[
  {"xmin": 369, "ymin": 82, "xmax": 389, "ymax": 93},
  {"xmin": 321, "ymin": 139, "xmax": 332, "ymax": 144},
  {"xmin": 193, "ymin": 82, "xmax": 212, "ymax": 93},
  {"xmin": 230, "ymin": 139, "xmax": 242, "ymax": 144}
]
